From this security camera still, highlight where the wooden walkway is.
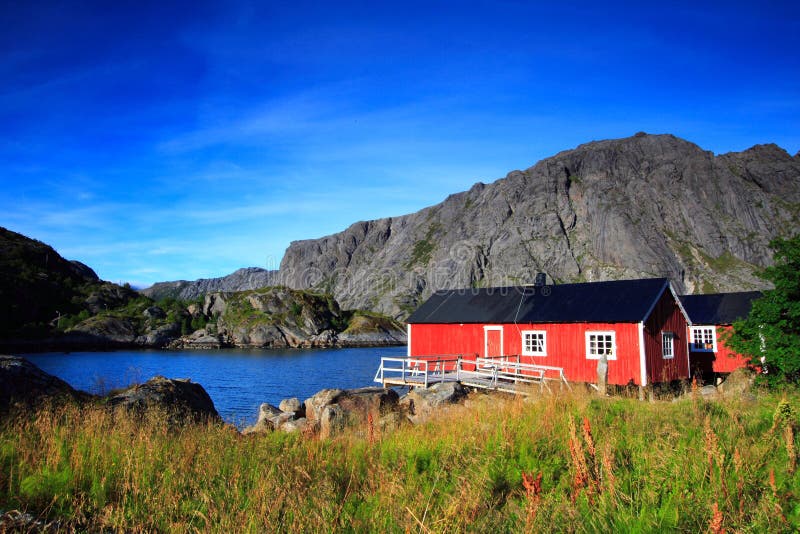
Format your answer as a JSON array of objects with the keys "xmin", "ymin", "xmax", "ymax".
[{"xmin": 374, "ymin": 355, "xmax": 570, "ymax": 395}]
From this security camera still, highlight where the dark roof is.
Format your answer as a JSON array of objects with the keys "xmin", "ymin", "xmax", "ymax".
[
  {"xmin": 407, "ymin": 278, "xmax": 672, "ymax": 324},
  {"xmin": 679, "ymin": 291, "xmax": 763, "ymax": 325}
]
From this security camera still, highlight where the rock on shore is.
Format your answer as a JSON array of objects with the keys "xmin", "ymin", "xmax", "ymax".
[
  {"xmin": 243, "ymin": 383, "xmax": 470, "ymax": 437},
  {"xmin": 0, "ymin": 356, "xmax": 220, "ymax": 426},
  {"xmin": 106, "ymin": 376, "xmax": 221, "ymax": 423},
  {"xmin": 0, "ymin": 355, "xmax": 90, "ymax": 412}
]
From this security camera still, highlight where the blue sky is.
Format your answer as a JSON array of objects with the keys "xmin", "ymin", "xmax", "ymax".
[{"xmin": 1, "ymin": 1, "xmax": 798, "ymax": 287}]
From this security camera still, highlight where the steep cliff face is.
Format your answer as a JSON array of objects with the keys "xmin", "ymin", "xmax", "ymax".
[{"xmin": 278, "ymin": 133, "xmax": 800, "ymax": 318}]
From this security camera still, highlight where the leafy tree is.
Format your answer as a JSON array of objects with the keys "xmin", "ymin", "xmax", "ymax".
[{"xmin": 726, "ymin": 235, "xmax": 800, "ymax": 383}]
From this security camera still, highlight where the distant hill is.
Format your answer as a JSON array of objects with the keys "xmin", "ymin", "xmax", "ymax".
[
  {"xmin": 0, "ymin": 227, "xmax": 136, "ymax": 338},
  {"xmin": 275, "ymin": 133, "xmax": 800, "ymax": 318},
  {"xmin": 140, "ymin": 267, "xmax": 277, "ymax": 302}
]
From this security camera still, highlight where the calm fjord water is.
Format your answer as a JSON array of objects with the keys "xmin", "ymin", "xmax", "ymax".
[{"xmin": 23, "ymin": 347, "xmax": 406, "ymax": 427}]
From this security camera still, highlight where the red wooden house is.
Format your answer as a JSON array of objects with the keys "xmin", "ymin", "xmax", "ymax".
[
  {"xmin": 406, "ymin": 277, "xmax": 691, "ymax": 387},
  {"xmin": 679, "ymin": 291, "xmax": 762, "ymax": 380}
]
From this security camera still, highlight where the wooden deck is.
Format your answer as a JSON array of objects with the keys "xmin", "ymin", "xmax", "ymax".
[{"xmin": 374, "ymin": 355, "xmax": 570, "ymax": 395}]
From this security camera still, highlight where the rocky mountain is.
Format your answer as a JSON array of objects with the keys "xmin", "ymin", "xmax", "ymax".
[
  {"xmin": 140, "ymin": 267, "xmax": 276, "ymax": 301},
  {"xmin": 276, "ymin": 133, "xmax": 800, "ymax": 318}
]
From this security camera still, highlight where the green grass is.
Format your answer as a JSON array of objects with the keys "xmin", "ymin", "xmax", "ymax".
[
  {"xmin": 405, "ymin": 222, "xmax": 442, "ymax": 268},
  {"xmin": 2, "ymin": 389, "xmax": 800, "ymax": 531}
]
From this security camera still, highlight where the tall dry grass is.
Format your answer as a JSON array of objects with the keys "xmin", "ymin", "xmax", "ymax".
[{"xmin": 1, "ymin": 386, "xmax": 799, "ymax": 532}]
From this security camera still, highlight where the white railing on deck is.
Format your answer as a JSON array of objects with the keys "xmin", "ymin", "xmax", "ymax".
[
  {"xmin": 374, "ymin": 354, "xmax": 570, "ymax": 392},
  {"xmin": 373, "ymin": 356, "xmax": 460, "ymax": 387},
  {"xmin": 467, "ymin": 357, "xmax": 571, "ymax": 392}
]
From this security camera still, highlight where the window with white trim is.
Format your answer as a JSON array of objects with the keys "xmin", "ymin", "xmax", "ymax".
[
  {"xmin": 521, "ymin": 330, "xmax": 547, "ymax": 356},
  {"xmin": 662, "ymin": 331, "xmax": 675, "ymax": 359},
  {"xmin": 586, "ymin": 331, "xmax": 616, "ymax": 360},
  {"xmin": 690, "ymin": 326, "xmax": 717, "ymax": 352}
]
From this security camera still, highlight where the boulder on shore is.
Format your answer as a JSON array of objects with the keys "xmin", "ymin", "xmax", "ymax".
[
  {"xmin": 105, "ymin": 375, "xmax": 220, "ymax": 424},
  {"xmin": 244, "ymin": 386, "xmax": 402, "ymax": 437},
  {"xmin": 243, "ymin": 403, "xmax": 290, "ymax": 434},
  {"xmin": 304, "ymin": 389, "xmax": 345, "ymax": 422},
  {"xmin": 310, "ymin": 386, "xmax": 400, "ymax": 437},
  {"xmin": 279, "ymin": 397, "xmax": 304, "ymax": 416},
  {"xmin": 0, "ymin": 355, "xmax": 91, "ymax": 413},
  {"xmin": 400, "ymin": 381, "xmax": 467, "ymax": 424}
]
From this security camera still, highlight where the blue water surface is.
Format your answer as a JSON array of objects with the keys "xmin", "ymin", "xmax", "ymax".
[{"xmin": 22, "ymin": 347, "xmax": 406, "ymax": 427}]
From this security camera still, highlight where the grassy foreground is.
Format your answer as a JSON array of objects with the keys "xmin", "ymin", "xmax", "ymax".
[{"xmin": 1, "ymin": 389, "xmax": 799, "ymax": 532}]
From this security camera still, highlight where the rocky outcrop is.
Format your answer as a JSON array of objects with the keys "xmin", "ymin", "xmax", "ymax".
[
  {"xmin": 242, "ymin": 402, "xmax": 293, "ymax": 434},
  {"xmin": 304, "ymin": 388, "xmax": 345, "ymax": 422},
  {"xmin": 336, "ymin": 314, "xmax": 408, "ymax": 346},
  {"xmin": 168, "ymin": 287, "xmax": 406, "ymax": 349},
  {"xmin": 68, "ymin": 316, "xmax": 139, "ymax": 344},
  {"xmin": 105, "ymin": 376, "xmax": 220, "ymax": 423},
  {"xmin": 167, "ymin": 328, "xmax": 225, "ymax": 349},
  {"xmin": 246, "ymin": 387, "xmax": 403, "ymax": 437},
  {"xmin": 140, "ymin": 267, "xmax": 277, "ymax": 301},
  {"xmin": 276, "ymin": 133, "xmax": 800, "ymax": 318},
  {"xmin": 303, "ymin": 387, "xmax": 401, "ymax": 437},
  {"xmin": 399, "ymin": 381, "xmax": 467, "ymax": 424},
  {"xmin": 279, "ymin": 397, "xmax": 304, "ymax": 415},
  {"xmin": 0, "ymin": 355, "xmax": 90, "ymax": 412}
]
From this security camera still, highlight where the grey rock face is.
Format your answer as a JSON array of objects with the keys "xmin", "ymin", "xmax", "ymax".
[
  {"xmin": 167, "ymin": 328, "xmax": 225, "ymax": 349},
  {"xmin": 277, "ymin": 134, "xmax": 800, "ymax": 318},
  {"xmin": 69, "ymin": 317, "xmax": 138, "ymax": 344},
  {"xmin": 136, "ymin": 323, "xmax": 180, "ymax": 347}
]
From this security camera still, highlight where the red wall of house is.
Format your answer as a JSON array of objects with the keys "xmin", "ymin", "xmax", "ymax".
[
  {"xmin": 643, "ymin": 290, "xmax": 691, "ymax": 383},
  {"xmin": 409, "ymin": 323, "xmax": 485, "ymax": 359},
  {"xmin": 687, "ymin": 325, "xmax": 751, "ymax": 375},
  {"xmin": 712, "ymin": 326, "xmax": 750, "ymax": 372},
  {"xmin": 409, "ymin": 322, "xmax": 644, "ymax": 386}
]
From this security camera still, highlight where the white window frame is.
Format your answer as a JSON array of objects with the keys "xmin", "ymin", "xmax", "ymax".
[
  {"xmin": 586, "ymin": 331, "xmax": 616, "ymax": 360},
  {"xmin": 662, "ymin": 331, "xmax": 675, "ymax": 359},
  {"xmin": 690, "ymin": 326, "xmax": 717, "ymax": 352},
  {"xmin": 521, "ymin": 330, "xmax": 547, "ymax": 356}
]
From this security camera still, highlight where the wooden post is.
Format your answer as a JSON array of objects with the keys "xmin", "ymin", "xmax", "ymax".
[{"xmin": 596, "ymin": 353, "xmax": 608, "ymax": 395}]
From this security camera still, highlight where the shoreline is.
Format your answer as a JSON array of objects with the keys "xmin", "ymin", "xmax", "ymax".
[{"xmin": 2, "ymin": 338, "xmax": 406, "ymax": 355}]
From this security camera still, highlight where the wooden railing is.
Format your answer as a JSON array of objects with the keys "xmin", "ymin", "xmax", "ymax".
[
  {"xmin": 373, "ymin": 355, "xmax": 462, "ymax": 387},
  {"xmin": 465, "ymin": 356, "xmax": 571, "ymax": 392},
  {"xmin": 374, "ymin": 353, "xmax": 570, "ymax": 392}
]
